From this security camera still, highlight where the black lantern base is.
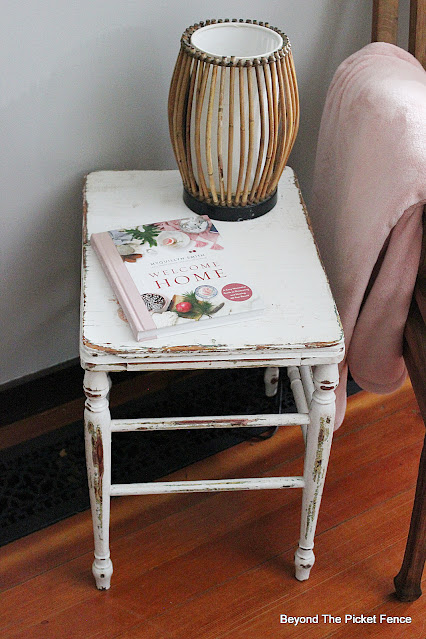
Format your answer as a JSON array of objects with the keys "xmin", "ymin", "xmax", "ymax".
[{"xmin": 183, "ymin": 189, "xmax": 278, "ymax": 221}]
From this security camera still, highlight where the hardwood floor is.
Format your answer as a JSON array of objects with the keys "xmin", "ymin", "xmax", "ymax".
[{"xmin": 0, "ymin": 380, "xmax": 424, "ymax": 638}]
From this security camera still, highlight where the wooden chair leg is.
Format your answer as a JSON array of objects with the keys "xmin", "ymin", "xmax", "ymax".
[
  {"xmin": 394, "ymin": 433, "xmax": 426, "ymax": 601},
  {"xmin": 264, "ymin": 366, "xmax": 279, "ymax": 397},
  {"xmin": 295, "ymin": 363, "xmax": 338, "ymax": 580},
  {"xmin": 84, "ymin": 371, "xmax": 113, "ymax": 590}
]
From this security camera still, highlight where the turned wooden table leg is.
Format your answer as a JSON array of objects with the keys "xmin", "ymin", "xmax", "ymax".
[
  {"xmin": 84, "ymin": 370, "xmax": 113, "ymax": 590},
  {"xmin": 394, "ymin": 433, "xmax": 426, "ymax": 601},
  {"xmin": 295, "ymin": 363, "xmax": 338, "ymax": 581}
]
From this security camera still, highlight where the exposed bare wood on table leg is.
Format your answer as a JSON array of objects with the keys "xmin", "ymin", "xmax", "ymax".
[
  {"xmin": 295, "ymin": 362, "xmax": 338, "ymax": 581},
  {"xmin": 84, "ymin": 370, "xmax": 113, "ymax": 590}
]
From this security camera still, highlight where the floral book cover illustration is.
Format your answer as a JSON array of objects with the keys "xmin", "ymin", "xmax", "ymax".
[{"xmin": 90, "ymin": 215, "xmax": 263, "ymax": 341}]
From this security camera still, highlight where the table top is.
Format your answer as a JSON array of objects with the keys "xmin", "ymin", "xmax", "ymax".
[{"xmin": 80, "ymin": 168, "xmax": 344, "ymax": 370}]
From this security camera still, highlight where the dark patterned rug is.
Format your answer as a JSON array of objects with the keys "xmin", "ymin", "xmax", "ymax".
[{"xmin": 0, "ymin": 368, "xmax": 300, "ymax": 547}]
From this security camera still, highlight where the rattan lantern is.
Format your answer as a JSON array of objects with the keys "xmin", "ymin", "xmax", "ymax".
[{"xmin": 168, "ymin": 19, "xmax": 299, "ymax": 221}]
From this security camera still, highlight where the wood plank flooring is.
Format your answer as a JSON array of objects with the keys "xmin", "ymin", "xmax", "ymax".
[{"xmin": 0, "ymin": 380, "xmax": 424, "ymax": 639}]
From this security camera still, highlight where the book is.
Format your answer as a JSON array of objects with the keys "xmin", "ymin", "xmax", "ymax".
[{"xmin": 90, "ymin": 215, "xmax": 263, "ymax": 341}]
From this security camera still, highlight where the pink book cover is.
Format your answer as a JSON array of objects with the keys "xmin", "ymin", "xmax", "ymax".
[{"xmin": 91, "ymin": 216, "xmax": 263, "ymax": 342}]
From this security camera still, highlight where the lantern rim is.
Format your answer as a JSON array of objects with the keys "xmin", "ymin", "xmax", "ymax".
[{"xmin": 181, "ymin": 20, "xmax": 291, "ymax": 66}]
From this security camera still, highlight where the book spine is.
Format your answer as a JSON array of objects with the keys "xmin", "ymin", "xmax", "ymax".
[{"xmin": 90, "ymin": 232, "xmax": 157, "ymax": 341}]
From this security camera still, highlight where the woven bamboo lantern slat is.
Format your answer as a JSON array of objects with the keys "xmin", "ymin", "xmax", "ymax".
[{"xmin": 168, "ymin": 19, "xmax": 299, "ymax": 221}]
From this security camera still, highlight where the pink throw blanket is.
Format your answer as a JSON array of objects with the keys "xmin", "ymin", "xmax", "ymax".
[{"xmin": 310, "ymin": 43, "xmax": 426, "ymax": 429}]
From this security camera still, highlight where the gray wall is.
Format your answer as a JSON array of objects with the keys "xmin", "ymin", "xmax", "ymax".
[{"xmin": 1, "ymin": 1, "xmax": 375, "ymax": 385}]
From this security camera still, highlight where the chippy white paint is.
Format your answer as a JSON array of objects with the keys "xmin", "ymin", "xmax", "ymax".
[
  {"xmin": 111, "ymin": 477, "xmax": 305, "ymax": 496},
  {"xmin": 81, "ymin": 169, "xmax": 344, "ymax": 590},
  {"xmin": 294, "ymin": 363, "xmax": 339, "ymax": 581},
  {"xmin": 264, "ymin": 366, "xmax": 280, "ymax": 397},
  {"xmin": 110, "ymin": 412, "xmax": 309, "ymax": 432},
  {"xmin": 81, "ymin": 168, "xmax": 343, "ymax": 364},
  {"xmin": 83, "ymin": 370, "xmax": 113, "ymax": 590},
  {"xmin": 287, "ymin": 365, "xmax": 310, "ymax": 445}
]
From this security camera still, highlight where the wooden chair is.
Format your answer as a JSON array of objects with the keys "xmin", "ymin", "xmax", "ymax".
[
  {"xmin": 372, "ymin": 0, "xmax": 426, "ymax": 602},
  {"xmin": 396, "ymin": 231, "xmax": 426, "ymax": 601},
  {"xmin": 80, "ymin": 169, "xmax": 344, "ymax": 590}
]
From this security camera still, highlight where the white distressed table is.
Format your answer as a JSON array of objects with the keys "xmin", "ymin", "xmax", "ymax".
[{"xmin": 80, "ymin": 167, "xmax": 344, "ymax": 590}]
